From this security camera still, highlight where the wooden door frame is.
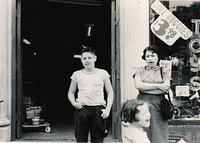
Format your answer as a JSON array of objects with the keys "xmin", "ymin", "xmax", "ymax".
[
  {"xmin": 11, "ymin": 0, "xmax": 23, "ymax": 140},
  {"xmin": 11, "ymin": 0, "xmax": 17, "ymax": 140},
  {"xmin": 14, "ymin": 0, "xmax": 23, "ymax": 139},
  {"xmin": 111, "ymin": 0, "xmax": 121, "ymax": 140}
]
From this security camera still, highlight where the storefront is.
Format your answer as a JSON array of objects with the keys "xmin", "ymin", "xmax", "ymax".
[{"xmin": 1, "ymin": 0, "xmax": 200, "ymax": 142}]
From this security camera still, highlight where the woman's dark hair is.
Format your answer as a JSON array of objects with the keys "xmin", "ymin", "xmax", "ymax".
[
  {"xmin": 81, "ymin": 46, "xmax": 96, "ymax": 55},
  {"xmin": 120, "ymin": 99, "xmax": 147, "ymax": 123},
  {"xmin": 142, "ymin": 45, "xmax": 162, "ymax": 60}
]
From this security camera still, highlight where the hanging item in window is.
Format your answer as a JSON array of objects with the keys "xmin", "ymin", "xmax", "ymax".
[
  {"xmin": 150, "ymin": 0, "xmax": 193, "ymax": 46},
  {"xmin": 85, "ymin": 24, "xmax": 95, "ymax": 37}
]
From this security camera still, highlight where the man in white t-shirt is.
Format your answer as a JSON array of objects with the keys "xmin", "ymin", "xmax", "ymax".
[{"xmin": 68, "ymin": 46, "xmax": 114, "ymax": 143}]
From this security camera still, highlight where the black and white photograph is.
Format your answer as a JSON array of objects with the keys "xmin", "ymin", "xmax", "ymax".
[{"xmin": 0, "ymin": 0, "xmax": 200, "ymax": 143}]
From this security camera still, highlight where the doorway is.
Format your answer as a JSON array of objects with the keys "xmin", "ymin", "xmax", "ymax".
[{"xmin": 18, "ymin": 0, "xmax": 113, "ymax": 140}]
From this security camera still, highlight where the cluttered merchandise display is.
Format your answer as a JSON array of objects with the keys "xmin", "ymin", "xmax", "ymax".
[
  {"xmin": 150, "ymin": 0, "xmax": 200, "ymax": 121},
  {"xmin": 158, "ymin": 29, "xmax": 200, "ymax": 120},
  {"xmin": 149, "ymin": 1, "xmax": 200, "ymax": 142}
]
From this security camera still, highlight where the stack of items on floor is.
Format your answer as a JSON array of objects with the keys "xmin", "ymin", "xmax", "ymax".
[{"xmin": 24, "ymin": 97, "xmax": 42, "ymax": 125}]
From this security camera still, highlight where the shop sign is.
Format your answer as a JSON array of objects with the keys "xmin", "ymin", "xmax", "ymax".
[
  {"xmin": 175, "ymin": 85, "xmax": 190, "ymax": 97},
  {"xmin": 189, "ymin": 19, "xmax": 200, "ymax": 91},
  {"xmin": 150, "ymin": 0, "xmax": 193, "ymax": 46}
]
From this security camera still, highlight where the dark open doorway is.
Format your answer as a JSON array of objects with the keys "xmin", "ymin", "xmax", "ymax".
[{"xmin": 20, "ymin": 0, "xmax": 112, "ymax": 140}]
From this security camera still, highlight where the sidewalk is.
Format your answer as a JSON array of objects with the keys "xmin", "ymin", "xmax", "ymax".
[{"xmin": 11, "ymin": 125, "xmax": 121, "ymax": 143}]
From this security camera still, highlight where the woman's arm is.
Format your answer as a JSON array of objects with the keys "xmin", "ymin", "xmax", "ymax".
[{"xmin": 134, "ymin": 75, "xmax": 170, "ymax": 93}]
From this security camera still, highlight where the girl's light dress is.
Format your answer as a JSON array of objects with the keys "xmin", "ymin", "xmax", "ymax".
[{"xmin": 122, "ymin": 125, "xmax": 151, "ymax": 143}]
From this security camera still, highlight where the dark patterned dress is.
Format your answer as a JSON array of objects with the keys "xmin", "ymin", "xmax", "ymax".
[{"xmin": 135, "ymin": 66, "xmax": 170, "ymax": 143}]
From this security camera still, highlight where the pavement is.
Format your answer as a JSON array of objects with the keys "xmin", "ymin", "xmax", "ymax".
[{"xmin": 13, "ymin": 125, "xmax": 121, "ymax": 143}]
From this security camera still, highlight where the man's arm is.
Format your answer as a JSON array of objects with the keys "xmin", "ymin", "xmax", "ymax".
[
  {"xmin": 101, "ymin": 78, "xmax": 114, "ymax": 119},
  {"xmin": 67, "ymin": 80, "xmax": 82, "ymax": 109}
]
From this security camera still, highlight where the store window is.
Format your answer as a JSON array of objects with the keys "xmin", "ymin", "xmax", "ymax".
[{"xmin": 150, "ymin": 0, "xmax": 200, "ymax": 119}]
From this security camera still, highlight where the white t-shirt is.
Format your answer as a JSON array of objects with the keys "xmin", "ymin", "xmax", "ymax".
[
  {"xmin": 123, "ymin": 125, "xmax": 151, "ymax": 143},
  {"xmin": 71, "ymin": 68, "xmax": 110, "ymax": 106}
]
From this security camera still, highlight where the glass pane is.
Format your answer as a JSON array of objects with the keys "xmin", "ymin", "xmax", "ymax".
[{"xmin": 150, "ymin": 0, "xmax": 200, "ymax": 119}]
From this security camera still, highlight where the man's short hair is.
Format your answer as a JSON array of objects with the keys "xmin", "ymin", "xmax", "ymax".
[{"xmin": 81, "ymin": 46, "xmax": 96, "ymax": 55}]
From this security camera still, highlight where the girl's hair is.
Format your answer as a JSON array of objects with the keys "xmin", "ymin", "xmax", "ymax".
[
  {"xmin": 142, "ymin": 45, "xmax": 162, "ymax": 60},
  {"xmin": 120, "ymin": 99, "xmax": 147, "ymax": 123},
  {"xmin": 81, "ymin": 46, "xmax": 96, "ymax": 55}
]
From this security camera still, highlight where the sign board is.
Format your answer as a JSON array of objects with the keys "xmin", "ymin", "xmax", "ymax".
[
  {"xmin": 175, "ymin": 85, "xmax": 190, "ymax": 97},
  {"xmin": 150, "ymin": 0, "xmax": 193, "ymax": 45}
]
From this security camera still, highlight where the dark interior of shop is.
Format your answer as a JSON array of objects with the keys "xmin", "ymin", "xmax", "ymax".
[{"xmin": 21, "ymin": 0, "xmax": 111, "ymax": 127}]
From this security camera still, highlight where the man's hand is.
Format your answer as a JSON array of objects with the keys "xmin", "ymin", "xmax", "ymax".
[
  {"xmin": 101, "ymin": 109, "xmax": 110, "ymax": 119},
  {"xmin": 73, "ymin": 102, "xmax": 83, "ymax": 109}
]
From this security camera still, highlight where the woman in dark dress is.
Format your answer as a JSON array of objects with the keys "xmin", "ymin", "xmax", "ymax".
[{"xmin": 134, "ymin": 45, "xmax": 171, "ymax": 143}]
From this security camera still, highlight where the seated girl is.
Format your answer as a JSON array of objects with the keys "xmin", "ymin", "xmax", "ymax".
[{"xmin": 120, "ymin": 99, "xmax": 151, "ymax": 143}]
